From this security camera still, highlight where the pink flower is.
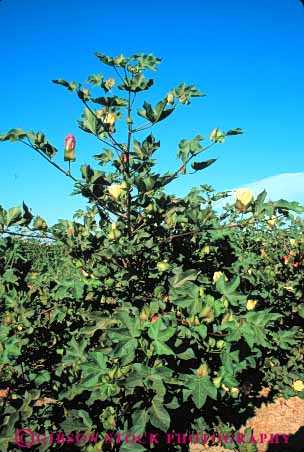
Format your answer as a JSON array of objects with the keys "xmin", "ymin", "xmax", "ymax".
[
  {"xmin": 151, "ymin": 316, "xmax": 159, "ymax": 323},
  {"xmin": 64, "ymin": 134, "xmax": 75, "ymax": 151}
]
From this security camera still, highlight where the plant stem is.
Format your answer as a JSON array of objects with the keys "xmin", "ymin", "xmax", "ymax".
[{"xmin": 126, "ymin": 90, "xmax": 132, "ymax": 238}]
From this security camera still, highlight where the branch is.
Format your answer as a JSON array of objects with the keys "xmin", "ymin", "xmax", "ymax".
[
  {"xmin": 160, "ymin": 214, "xmax": 286, "ymax": 243},
  {"xmin": 81, "ymin": 99, "xmax": 128, "ymax": 173},
  {"xmin": 2, "ymin": 229, "xmax": 55, "ymax": 240},
  {"xmin": 126, "ymin": 90, "xmax": 132, "ymax": 237},
  {"xmin": 21, "ymin": 139, "xmax": 112, "ymax": 221},
  {"xmin": 21, "ymin": 139, "xmax": 77, "ymax": 181}
]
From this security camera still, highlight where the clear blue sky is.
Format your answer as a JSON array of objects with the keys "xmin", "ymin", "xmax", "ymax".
[{"xmin": 0, "ymin": 0, "xmax": 303, "ymax": 224}]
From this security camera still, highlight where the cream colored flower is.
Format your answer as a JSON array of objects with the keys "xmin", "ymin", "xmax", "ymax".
[
  {"xmin": 209, "ymin": 128, "xmax": 225, "ymax": 143},
  {"xmin": 108, "ymin": 183, "xmax": 125, "ymax": 201},
  {"xmin": 104, "ymin": 112, "xmax": 116, "ymax": 125},
  {"xmin": 246, "ymin": 299, "xmax": 257, "ymax": 310},
  {"xmin": 292, "ymin": 380, "xmax": 304, "ymax": 392},
  {"xmin": 235, "ymin": 188, "xmax": 253, "ymax": 207},
  {"xmin": 290, "ymin": 239, "xmax": 296, "ymax": 247}
]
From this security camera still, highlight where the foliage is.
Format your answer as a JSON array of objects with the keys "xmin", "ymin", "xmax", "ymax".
[{"xmin": 0, "ymin": 51, "xmax": 303, "ymax": 452}]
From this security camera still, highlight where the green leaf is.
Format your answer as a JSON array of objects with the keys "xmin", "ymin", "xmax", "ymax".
[
  {"xmin": 6, "ymin": 207, "xmax": 22, "ymax": 226},
  {"xmin": 86, "ymin": 73, "xmax": 104, "ymax": 86},
  {"xmin": 148, "ymin": 319, "xmax": 175, "ymax": 342},
  {"xmin": 193, "ymin": 324, "xmax": 207, "ymax": 340},
  {"xmin": 216, "ymin": 275, "xmax": 240, "ymax": 295},
  {"xmin": 275, "ymin": 329, "xmax": 298, "ymax": 350},
  {"xmin": 119, "ymin": 73, "xmax": 154, "ymax": 92},
  {"xmin": 169, "ymin": 268, "xmax": 198, "ymax": 288},
  {"xmin": 273, "ymin": 199, "xmax": 304, "ymax": 214},
  {"xmin": 177, "ymin": 348, "xmax": 195, "ymax": 360},
  {"xmin": 120, "ymin": 443, "xmax": 147, "ymax": 452},
  {"xmin": 80, "ymin": 351, "xmax": 108, "ymax": 389},
  {"xmin": 253, "ymin": 190, "xmax": 267, "ymax": 216},
  {"xmin": 130, "ymin": 53, "xmax": 162, "ymax": 71},
  {"xmin": 226, "ymin": 128, "xmax": 244, "ymax": 135},
  {"xmin": 177, "ymin": 135, "xmax": 204, "ymax": 164},
  {"xmin": 92, "ymin": 96, "xmax": 128, "ymax": 107},
  {"xmin": 52, "ymin": 79, "xmax": 78, "ymax": 92},
  {"xmin": 149, "ymin": 396, "xmax": 171, "ymax": 432},
  {"xmin": 130, "ymin": 409, "xmax": 149, "ymax": 434},
  {"xmin": 191, "ymin": 159, "xmax": 216, "ymax": 171},
  {"xmin": 80, "ymin": 311, "xmax": 118, "ymax": 337},
  {"xmin": 0, "ymin": 128, "xmax": 27, "ymax": 142},
  {"xmin": 62, "ymin": 337, "xmax": 88, "ymax": 368},
  {"xmin": 78, "ymin": 107, "xmax": 99, "ymax": 135},
  {"xmin": 187, "ymin": 376, "xmax": 217, "ymax": 409},
  {"xmin": 137, "ymin": 99, "xmax": 174, "ymax": 124},
  {"xmin": 170, "ymin": 282, "xmax": 202, "ymax": 315},
  {"xmin": 95, "ymin": 52, "xmax": 128, "ymax": 68}
]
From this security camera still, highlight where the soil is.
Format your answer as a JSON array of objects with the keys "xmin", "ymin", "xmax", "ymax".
[{"xmin": 190, "ymin": 396, "xmax": 304, "ymax": 452}]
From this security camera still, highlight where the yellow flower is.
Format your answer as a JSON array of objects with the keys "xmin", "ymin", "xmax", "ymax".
[
  {"xmin": 290, "ymin": 238, "xmax": 296, "ymax": 247},
  {"xmin": 108, "ymin": 183, "xmax": 125, "ymax": 201},
  {"xmin": 292, "ymin": 380, "xmax": 304, "ymax": 392},
  {"xmin": 246, "ymin": 299, "xmax": 257, "ymax": 310},
  {"xmin": 235, "ymin": 188, "xmax": 253, "ymax": 208},
  {"xmin": 221, "ymin": 384, "xmax": 229, "ymax": 392}
]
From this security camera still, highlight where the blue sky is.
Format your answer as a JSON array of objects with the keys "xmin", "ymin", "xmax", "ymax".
[{"xmin": 0, "ymin": 0, "xmax": 303, "ymax": 224}]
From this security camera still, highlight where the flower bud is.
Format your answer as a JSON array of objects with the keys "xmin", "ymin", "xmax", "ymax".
[
  {"xmin": 197, "ymin": 363, "xmax": 209, "ymax": 378},
  {"xmin": 140, "ymin": 312, "xmax": 148, "ymax": 321},
  {"xmin": 213, "ymin": 376, "xmax": 222, "ymax": 388},
  {"xmin": 213, "ymin": 271, "xmax": 227, "ymax": 284},
  {"xmin": 178, "ymin": 95, "xmax": 187, "ymax": 104},
  {"xmin": 230, "ymin": 387, "xmax": 240, "ymax": 398},
  {"xmin": 105, "ymin": 77, "xmax": 115, "ymax": 89},
  {"xmin": 64, "ymin": 134, "xmax": 76, "ymax": 162},
  {"xmin": 266, "ymin": 215, "xmax": 276, "ymax": 229},
  {"xmin": 34, "ymin": 216, "xmax": 48, "ymax": 231},
  {"xmin": 151, "ymin": 315, "xmax": 159, "ymax": 323},
  {"xmin": 167, "ymin": 93, "xmax": 174, "ymax": 104}
]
